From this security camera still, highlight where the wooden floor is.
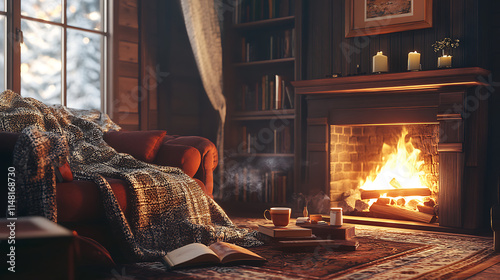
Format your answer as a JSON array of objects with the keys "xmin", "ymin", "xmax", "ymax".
[
  {"xmin": 461, "ymin": 254, "xmax": 500, "ymax": 279},
  {"xmin": 467, "ymin": 264, "xmax": 500, "ymax": 279}
]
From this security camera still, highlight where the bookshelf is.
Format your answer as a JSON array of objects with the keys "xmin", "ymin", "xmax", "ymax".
[{"xmin": 222, "ymin": 0, "xmax": 302, "ymax": 206}]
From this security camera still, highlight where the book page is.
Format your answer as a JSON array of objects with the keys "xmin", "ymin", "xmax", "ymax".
[
  {"xmin": 164, "ymin": 243, "xmax": 220, "ymax": 268},
  {"xmin": 209, "ymin": 241, "xmax": 265, "ymax": 264}
]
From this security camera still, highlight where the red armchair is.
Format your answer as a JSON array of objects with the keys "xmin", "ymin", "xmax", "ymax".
[{"xmin": 0, "ymin": 130, "xmax": 218, "ymax": 251}]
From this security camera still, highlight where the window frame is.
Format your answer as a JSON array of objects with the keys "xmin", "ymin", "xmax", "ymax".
[
  {"xmin": 5, "ymin": 0, "xmax": 111, "ymax": 113},
  {"xmin": 0, "ymin": 6, "xmax": 7, "ymax": 91}
]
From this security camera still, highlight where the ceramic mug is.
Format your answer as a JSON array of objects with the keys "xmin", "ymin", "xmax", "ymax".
[{"xmin": 263, "ymin": 207, "xmax": 291, "ymax": 227}]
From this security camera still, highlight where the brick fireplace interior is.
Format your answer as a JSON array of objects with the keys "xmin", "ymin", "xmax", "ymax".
[
  {"xmin": 330, "ymin": 124, "xmax": 440, "ymax": 223},
  {"xmin": 293, "ymin": 68, "xmax": 491, "ymax": 230}
]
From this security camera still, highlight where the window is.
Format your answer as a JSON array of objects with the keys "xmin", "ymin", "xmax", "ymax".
[
  {"xmin": 0, "ymin": 1, "xmax": 6, "ymax": 91},
  {"xmin": 3, "ymin": 0, "xmax": 109, "ymax": 111}
]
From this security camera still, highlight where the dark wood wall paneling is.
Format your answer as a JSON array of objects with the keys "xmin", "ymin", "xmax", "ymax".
[
  {"xmin": 156, "ymin": 0, "xmax": 218, "ymax": 142},
  {"xmin": 139, "ymin": 0, "xmax": 159, "ymax": 130},
  {"xmin": 111, "ymin": 0, "xmax": 218, "ymax": 138},
  {"xmin": 303, "ymin": 0, "xmax": 484, "ymax": 79},
  {"xmin": 112, "ymin": 0, "xmax": 140, "ymax": 130},
  {"xmin": 487, "ymin": 0, "xmax": 500, "ymax": 207}
]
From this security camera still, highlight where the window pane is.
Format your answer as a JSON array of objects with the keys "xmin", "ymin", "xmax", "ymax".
[
  {"xmin": 67, "ymin": 0, "xmax": 103, "ymax": 31},
  {"xmin": 0, "ymin": 16, "xmax": 5, "ymax": 91},
  {"xmin": 21, "ymin": 0, "xmax": 62, "ymax": 23},
  {"xmin": 0, "ymin": 0, "xmax": 5, "ymax": 12},
  {"xmin": 66, "ymin": 29, "xmax": 102, "ymax": 110},
  {"xmin": 21, "ymin": 20, "xmax": 62, "ymax": 105}
]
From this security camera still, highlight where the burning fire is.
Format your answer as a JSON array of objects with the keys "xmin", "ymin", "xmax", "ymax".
[{"xmin": 359, "ymin": 128, "xmax": 432, "ymax": 210}]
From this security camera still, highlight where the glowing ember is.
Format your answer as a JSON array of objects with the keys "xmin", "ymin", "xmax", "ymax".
[{"xmin": 359, "ymin": 128, "xmax": 432, "ymax": 209}]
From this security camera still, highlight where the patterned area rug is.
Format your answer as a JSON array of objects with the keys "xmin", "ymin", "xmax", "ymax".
[{"xmin": 91, "ymin": 217, "xmax": 495, "ymax": 280}]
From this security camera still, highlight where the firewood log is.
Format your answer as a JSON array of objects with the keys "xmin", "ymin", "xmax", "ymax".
[
  {"xmin": 376, "ymin": 197, "xmax": 392, "ymax": 205},
  {"xmin": 360, "ymin": 190, "xmax": 382, "ymax": 199},
  {"xmin": 360, "ymin": 188, "xmax": 431, "ymax": 199},
  {"xmin": 417, "ymin": 205, "xmax": 435, "ymax": 215},
  {"xmin": 369, "ymin": 203, "xmax": 436, "ymax": 223}
]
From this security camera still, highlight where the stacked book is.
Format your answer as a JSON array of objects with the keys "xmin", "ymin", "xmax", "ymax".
[{"xmin": 258, "ymin": 223, "xmax": 358, "ymax": 251}]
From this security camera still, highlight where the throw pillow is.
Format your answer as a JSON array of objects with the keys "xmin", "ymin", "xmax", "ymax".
[
  {"xmin": 55, "ymin": 161, "xmax": 74, "ymax": 183},
  {"xmin": 103, "ymin": 130, "xmax": 167, "ymax": 162}
]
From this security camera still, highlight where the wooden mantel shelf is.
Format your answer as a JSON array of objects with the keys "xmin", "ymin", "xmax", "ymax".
[{"xmin": 292, "ymin": 67, "xmax": 490, "ymax": 95}]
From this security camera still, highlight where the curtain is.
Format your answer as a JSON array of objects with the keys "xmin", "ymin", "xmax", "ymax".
[{"xmin": 180, "ymin": 0, "xmax": 226, "ymax": 198}]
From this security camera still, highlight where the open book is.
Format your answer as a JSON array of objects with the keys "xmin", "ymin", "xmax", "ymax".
[{"xmin": 163, "ymin": 241, "xmax": 265, "ymax": 269}]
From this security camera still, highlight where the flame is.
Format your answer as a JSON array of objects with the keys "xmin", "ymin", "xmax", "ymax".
[{"xmin": 359, "ymin": 128, "xmax": 430, "ymax": 208}]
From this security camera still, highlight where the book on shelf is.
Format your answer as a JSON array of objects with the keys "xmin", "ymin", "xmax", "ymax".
[
  {"xmin": 234, "ymin": 0, "xmax": 295, "ymax": 24},
  {"xmin": 233, "ymin": 172, "xmax": 239, "ymax": 199},
  {"xmin": 240, "ymin": 29, "xmax": 294, "ymax": 62},
  {"xmin": 284, "ymin": 84, "xmax": 294, "ymax": 109},
  {"xmin": 240, "ymin": 75, "xmax": 294, "ymax": 111},
  {"xmin": 258, "ymin": 224, "xmax": 312, "ymax": 238},
  {"xmin": 266, "ymin": 170, "xmax": 289, "ymax": 203},
  {"xmin": 273, "ymin": 126, "xmax": 293, "ymax": 154},
  {"xmin": 231, "ymin": 166, "xmax": 291, "ymax": 203},
  {"xmin": 163, "ymin": 241, "xmax": 265, "ymax": 269},
  {"xmin": 270, "ymin": 170, "xmax": 288, "ymax": 204},
  {"xmin": 239, "ymin": 124, "xmax": 292, "ymax": 155},
  {"xmin": 242, "ymin": 167, "xmax": 248, "ymax": 202}
]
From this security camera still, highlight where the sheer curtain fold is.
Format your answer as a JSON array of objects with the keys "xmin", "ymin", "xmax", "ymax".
[{"xmin": 180, "ymin": 0, "xmax": 226, "ymax": 197}]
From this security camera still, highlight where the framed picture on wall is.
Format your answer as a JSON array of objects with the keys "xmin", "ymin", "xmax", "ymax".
[{"xmin": 345, "ymin": 0, "xmax": 433, "ymax": 38}]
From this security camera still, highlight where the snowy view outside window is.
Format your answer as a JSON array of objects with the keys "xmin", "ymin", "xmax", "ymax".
[{"xmin": 20, "ymin": 0, "xmax": 105, "ymax": 110}]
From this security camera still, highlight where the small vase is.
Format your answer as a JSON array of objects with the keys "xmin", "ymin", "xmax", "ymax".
[
  {"xmin": 438, "ymin": 49, "xmax": 452, "ymax": 68},
  {"xmin": 303, "ymin": 206, "xmax": 309, "ymax": 217}
]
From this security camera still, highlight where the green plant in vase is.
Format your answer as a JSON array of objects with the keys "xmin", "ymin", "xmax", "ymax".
[{"xmin": 432, "ymin": 38, "xmax": 460, "ymax": 68}]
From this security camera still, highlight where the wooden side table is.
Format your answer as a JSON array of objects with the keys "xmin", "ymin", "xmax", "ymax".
[{"xmin": 0, "ymin": 216, "xmax": 75, "ymax": 280}]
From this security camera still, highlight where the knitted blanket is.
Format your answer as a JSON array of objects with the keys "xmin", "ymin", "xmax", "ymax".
[{"xmin": 0, "ymin": 90, "xmax": 261, "ymax": 261}]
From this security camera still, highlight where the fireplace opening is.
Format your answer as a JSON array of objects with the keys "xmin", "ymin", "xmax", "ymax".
[{"xmin": 330, "ymin": 124, "xmax": 440, "ymax": 224}]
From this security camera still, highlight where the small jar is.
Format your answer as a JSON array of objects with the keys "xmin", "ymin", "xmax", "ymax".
[{"xmin": 330, "ymin": 207, "xmax": 343, "ymax": 226}]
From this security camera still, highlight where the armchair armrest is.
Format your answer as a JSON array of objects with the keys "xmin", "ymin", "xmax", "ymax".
[
  {"xmin": 162, "ymin": 135, "xmax": 218, "ymax": 197},
  {"xmin": 154, "ymin": 143, "xmax": 201, "ymax": 178}
]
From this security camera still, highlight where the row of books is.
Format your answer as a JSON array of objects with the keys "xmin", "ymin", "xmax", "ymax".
[
  {"xmin": 241, "ymin": 29, "xmax": 294, "ymax": 62},
  {"xmin": 240, "ymin": 124, "xmax": 293, "ymax": 154},
  {"xmin": 233, "ymin": 168, "xmax": 290, "ymax": 204},
  {"xmin": 239, "ymin": 75, "xmax": 294, "ymax": 111},
  {"xmin": 233, "ymin": 0, "xmax": 295, "ymax": 24}
]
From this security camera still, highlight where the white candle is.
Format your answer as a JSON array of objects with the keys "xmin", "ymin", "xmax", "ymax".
[
  {"xmin": 372, "ymin": 51, "xmax": 388, "ymax": 73},
  {"xmin": 330, "ymin": 207, "xmax": 343, "ymax": 226},
  {"xmin": 438, "ymin": 55, "xmax": 452, "ymax": 68},
  {"xmin": 408, "ymin": 51, "xmax": 421, "ymax": 71}
]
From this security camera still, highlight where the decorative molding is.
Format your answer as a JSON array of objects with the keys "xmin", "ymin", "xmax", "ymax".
[
  {"xmin": 437, "ymin": 113, "xmax": 462, "ymax": 121},
  {"xmin": 292, "ymin": 67, "xmax": 490, "ymax": 96},
  {"xmin": 438, "ymin": 143, "xmax": 463, "ymax": 153},
  {"xmin": 307, "ymin": 143, "xmax": 328, "ymax": 152},
  {"xmin": 307, "ymin": 118, "xmax": 328, "ymax": 125}
]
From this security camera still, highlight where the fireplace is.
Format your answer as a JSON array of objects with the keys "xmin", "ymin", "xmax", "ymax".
[
  {"xmin": 292, "ymin": 68, "xmax": 490, "ymax": 230},
  {"xmin": 329, "ymin": 124, "xmax": 440, "ymax": 223}
]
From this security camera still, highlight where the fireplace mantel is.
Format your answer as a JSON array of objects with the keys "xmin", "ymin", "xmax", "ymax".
[
  {"xmin": 292, "ymin": 67, "xmax": 491, "ymax": 229},
  {"xmin": 293, "ymin": 67, "xmax": 490, "ymax": 95}
]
